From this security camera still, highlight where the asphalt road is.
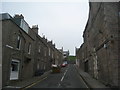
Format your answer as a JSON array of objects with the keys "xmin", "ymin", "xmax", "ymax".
[{"xmin": 27, "ymin": 64, "xmax": 88, "ymax": 88}]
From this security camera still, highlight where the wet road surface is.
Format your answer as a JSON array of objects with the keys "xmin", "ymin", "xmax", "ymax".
[{"xmin": 26, "ymin": 64, "xmax": 88, "ymax": 88}]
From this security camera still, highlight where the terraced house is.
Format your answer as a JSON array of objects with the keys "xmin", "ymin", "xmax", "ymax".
[
  {"xmin": 76, "ymin": 2, "xmax": 120, "ymax": 88},
  {"xmin": 1, "ymin": 13, "xmax": 63, "ymax": 87}
]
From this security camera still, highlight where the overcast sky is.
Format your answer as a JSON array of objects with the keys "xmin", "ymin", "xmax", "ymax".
[{"xmin": 1, "ymin": 0, "xmax": 89, "ymax": 55}]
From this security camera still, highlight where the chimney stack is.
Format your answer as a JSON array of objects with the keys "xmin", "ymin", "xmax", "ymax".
[
  {"xmin": 14, "ymin": 14, "xmax": 24, "ymax": 19},
  {"xmin": 45, "ymin": 38, "xmax": 47, "ymax": 42},
  {"xmin": 51, "ymin": 40, "xmax": 53, "ymax": 44},
  {"xmin": 53, "ymin": 43, "xmax": 55, "ymax": 47},
  {"xmin": 32, "ymin": 25, "xmax": 39, "ymax": 34}
]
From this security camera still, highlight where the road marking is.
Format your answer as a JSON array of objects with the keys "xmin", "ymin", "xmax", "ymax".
[
  {"xmin": 22, "ymin": 77, "xmax": 47, "ymax": 90},
  {"xmin": 61, "ymin": 69, "xmax": 67, "ymax": 82},
  {"xmin": 58, "ymin": 83, "xmax": 61, "ymax": 87},
  {"xmin": 58, "ymin": 67, "xmax": 68, "ymax": 87},
  {"xmin": 60, "ymin": 76, "xmax": 64, "ymax": 82}
]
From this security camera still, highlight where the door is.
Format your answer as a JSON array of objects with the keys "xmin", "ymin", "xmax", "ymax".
[{"xmin": 84, "ymin": 60, "xmax": 88, "ymax": 72}]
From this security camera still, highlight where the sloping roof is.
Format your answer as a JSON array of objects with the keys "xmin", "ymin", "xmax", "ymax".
[{"xmin": 0, "ymin": 13, "xmax": 12, "ymax": 20}]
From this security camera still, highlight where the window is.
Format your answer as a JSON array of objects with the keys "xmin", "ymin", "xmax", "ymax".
[
  {"xmin": 16, "ymin": 36, "xmax": 21, "ymax": 49},
  {"xmin": 49, "ymin": 48, "xmax": 50, "ymax": 56},
  {"xmin": 10, "ymin": 59, "xmax": 20, "ymax": 80},
  {"xmin": 20, "ymin": 19, "xmax": 29, "ymax": 33},
  {"xmin": 28, "ymin": 43, "xmax": 31, "ymax": 54},
  {"xmin": 37, "ymin": 63, "xmax": 40, "ymax": 70},
  {"xmin": 44, "ymin": 65, "xmax": 46, "ymax": 70},
  {"xmin": 45, "ymin": 50, "xmax": 46, "ymax": 56},
  {"xmin": 38, "ymin": 45, "xmax": 41, "ymax": 53},
  {"xmin": 52, "ymin": 52, "xmax": 54, "ymax": 58}
]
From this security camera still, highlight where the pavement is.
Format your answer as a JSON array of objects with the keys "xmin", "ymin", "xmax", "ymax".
[
  {"xmin": 75, "ymin": 64, "xmax": 111, "ymax": 89},
  {"xmin": 2, "ymin": 70, "xmax": 52, "ymax": 89}
]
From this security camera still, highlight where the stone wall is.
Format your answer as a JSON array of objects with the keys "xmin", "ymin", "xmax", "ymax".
[{"xmin": 76, "ymin": 2, "xmax": 119, "ymax": 87}]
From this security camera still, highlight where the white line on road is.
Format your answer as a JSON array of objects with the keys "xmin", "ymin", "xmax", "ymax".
[
  {"xmin": 58, "ymin": 83, "xmax": 61, "ymax": 87},
  {"xmin": 58, "ymin": 67, "xmax": 68, "ymax": 87},
  {"xmin": 60, "ymin": 76, "xmax": 64, "ymax": 82},
  {"xmin": 61, "ymin": 69, "xmax": 67, "ymax": 82}
]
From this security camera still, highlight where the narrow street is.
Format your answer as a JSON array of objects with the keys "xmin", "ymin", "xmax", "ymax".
[
  {"xmin": 24, "ymin": 64, "xmax": 88, "ymax": 89},
  {"xmin": 1, "ymin": 2, "xmax": 119, "ymax": 89}
]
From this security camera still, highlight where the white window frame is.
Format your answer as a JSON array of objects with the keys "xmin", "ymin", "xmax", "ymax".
[
  {"xmin": 16, "ymin": 36, "xmax": 21, "ymax": 50},
  {"xmin": 38, "ymin": 45, "xmax": 41, "ymax": 53},
  {"xmin": 49, "ymin": 48, "xmax": 50, "ymax": 56},
  {"xmin": 10, "ymin": 59, "xmax": 20, "ymax": 80}
]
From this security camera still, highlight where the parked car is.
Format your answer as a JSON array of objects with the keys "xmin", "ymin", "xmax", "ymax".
[
  {"xmin": 51, "ymin": 64, "xmax": 61, "ymax": 73},
  {"xmin": 61, "ymin": 63, "xmax": 66, "ymax": 67},
  {"xmin": 61, "ymin": 61, "xmax": 68, "ymax": 67}
]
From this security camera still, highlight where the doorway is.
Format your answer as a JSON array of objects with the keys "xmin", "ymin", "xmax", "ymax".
[{"xmin": 84, "ymin": 60, "xmax": 88, "ymax": 72}]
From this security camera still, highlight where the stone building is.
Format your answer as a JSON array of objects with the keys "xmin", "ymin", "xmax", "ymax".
[
  {"xmin": 47, "ymin": 40, "xmax": 56, "ymax": 65},
  {"xmin": 1, "ymin": 13, "xmax": 63, "ymax": 87},
  {"xmin": 1, "ymin": 13, "xmax": 35, "ymax": 86},
  {"xmin": 76, "ymin": 43, "xmax": 84, "ymax": 69},
  {"xmin": 54, "ymin": 48, "xmax": 63, "ymax": 66},
  {"xmin": 63, "ymin": 50, "xmax": 69, "ymax": 61},
  {"xmin": 28, "ymin": 25, "xmax": 49, "ymax": 75},
  {"xmin": 76, "ymin": 2, "xmax": 120, "ymax": 88},
  {"xmin": 35, "ymin": 35, "xmax": 49, "ymax": 73}
]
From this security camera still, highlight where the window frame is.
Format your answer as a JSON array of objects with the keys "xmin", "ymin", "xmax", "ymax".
[
  {"xmin": 38, "ymin": 45, "xmax": 41, "ymax": 53},
  {"xmin": 16, "ymin": 35, "xmax": 21, "ymax": 50},
  {"xmin": 10, "ymin": 59, "xmax": 20, "ymax": 80},
  {"xmin": 28, "ymin": 43, "xmax": 31, "ymax": 54}
]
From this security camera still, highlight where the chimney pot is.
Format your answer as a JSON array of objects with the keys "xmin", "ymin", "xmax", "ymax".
[
  {"xmin": 14, "ymin": 14, "xmax": 24, "ymax": 19},
  {"xmin": 31, "ymin": 25, "xmax": 39, "ymax": 34}
]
